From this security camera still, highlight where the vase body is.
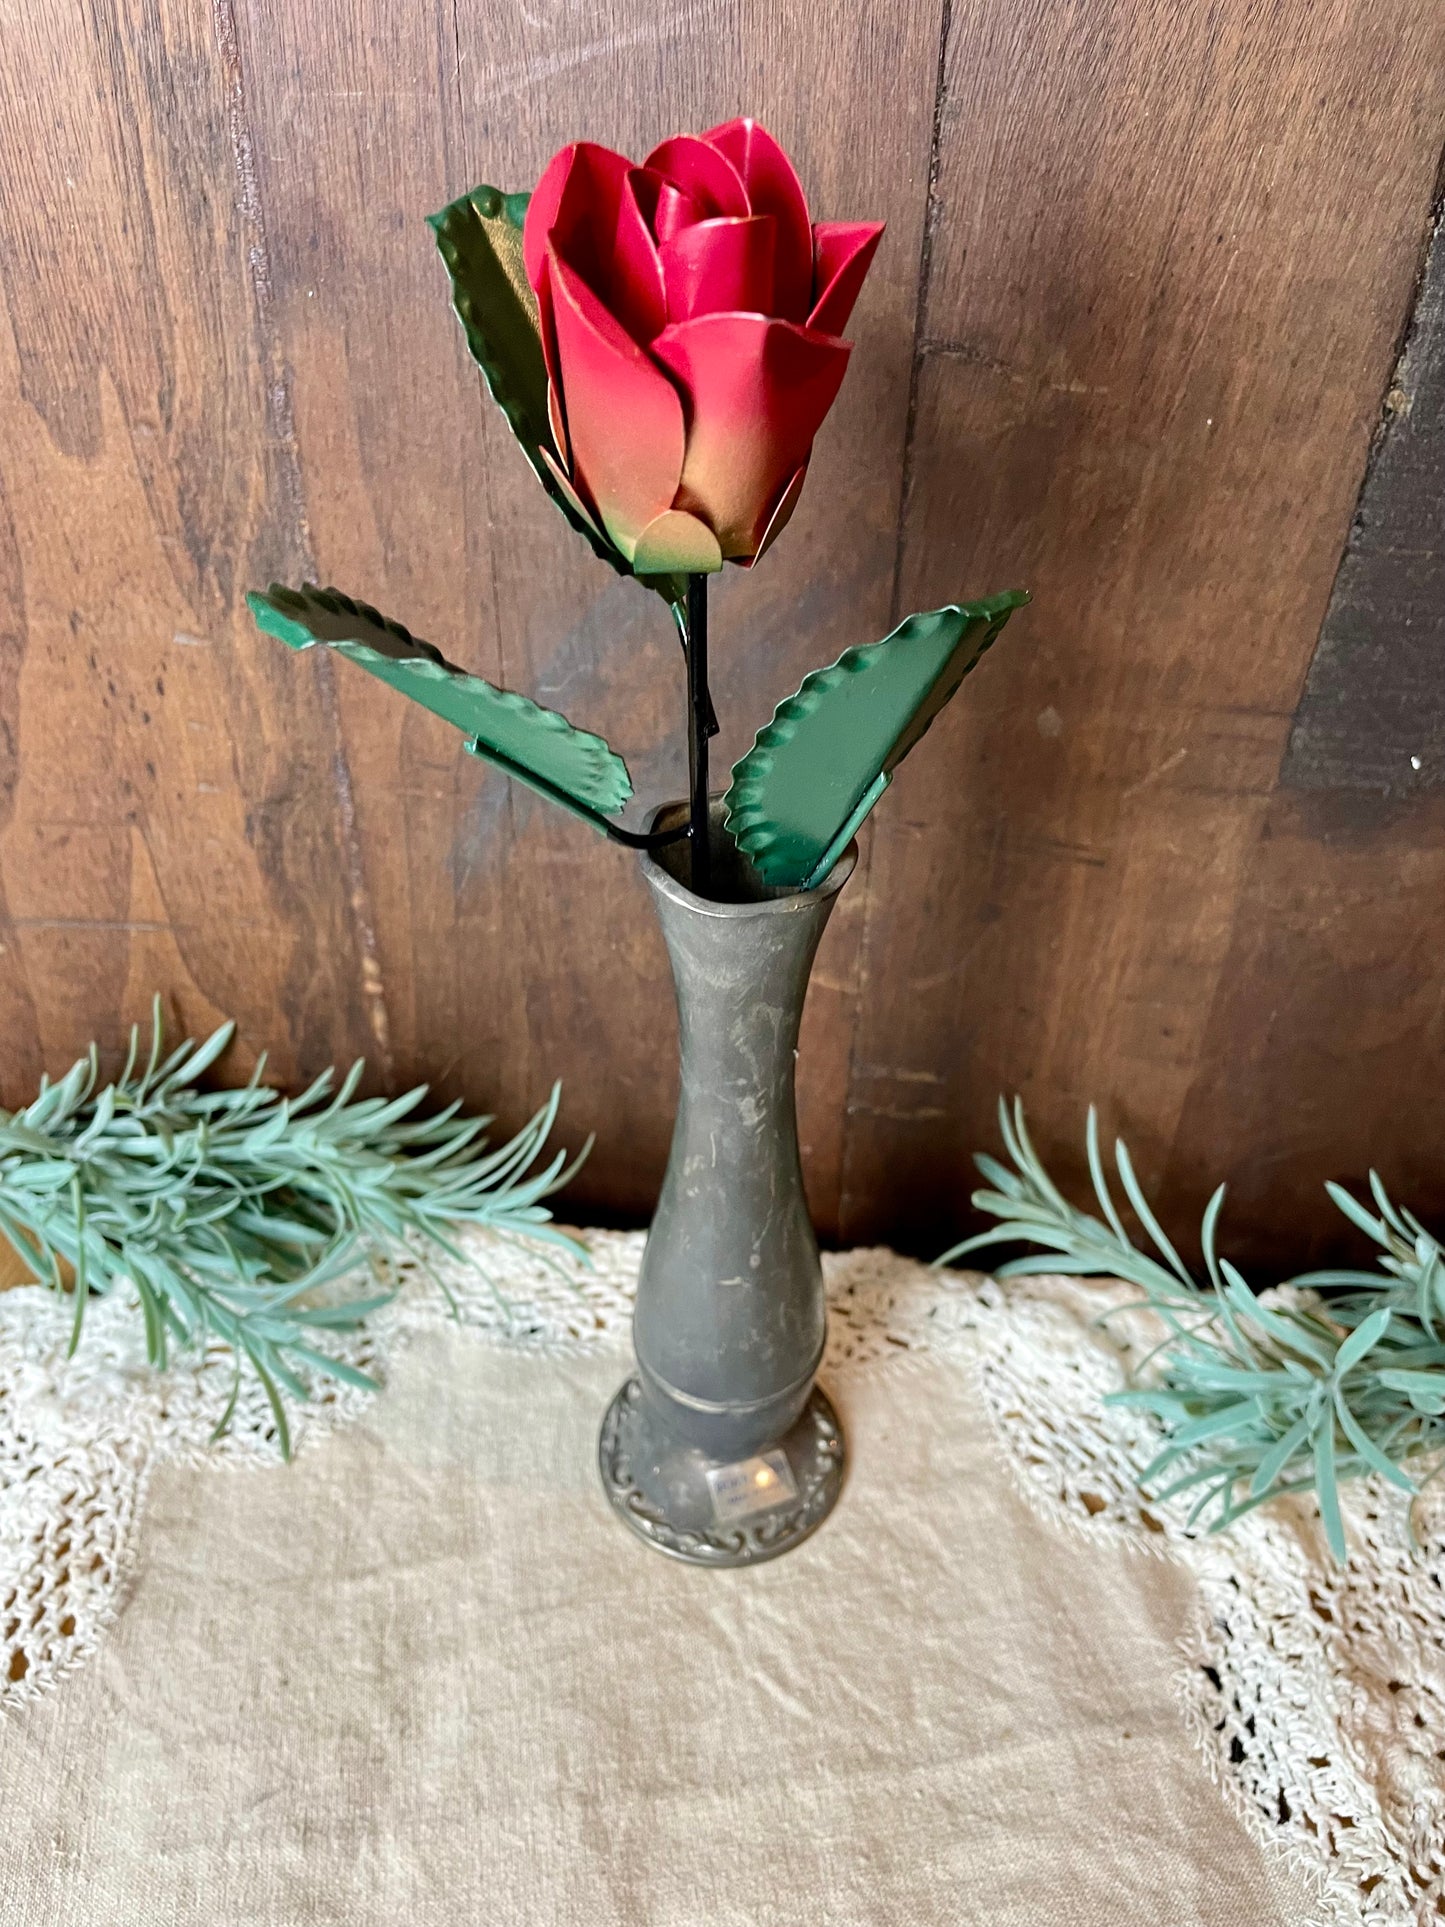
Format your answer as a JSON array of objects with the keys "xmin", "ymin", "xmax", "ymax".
[{"xmin": 598, "ymin": 802, "xmax": 854, "ymax": 1565}]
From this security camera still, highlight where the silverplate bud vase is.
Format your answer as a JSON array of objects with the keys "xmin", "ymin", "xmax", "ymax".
[{"xmin": 598, "ymin": 801, "xmax": 855, "ymax": 1566}]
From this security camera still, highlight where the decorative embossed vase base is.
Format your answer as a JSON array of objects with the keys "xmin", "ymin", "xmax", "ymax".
[
  {"xmin": 599, "ymin": 1377, "xmax": 845, "ymax": 1566},
  {"xmin": 598, "ymin": 800, "xmax": 855, "ymax": 1569}
]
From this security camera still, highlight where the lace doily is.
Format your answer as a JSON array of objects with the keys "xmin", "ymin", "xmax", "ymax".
[{"xmin": 0, "ymin": 1232, "xmax": 1439, "ymax": 1924}]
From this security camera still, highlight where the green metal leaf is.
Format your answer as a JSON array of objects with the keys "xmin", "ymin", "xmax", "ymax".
[
  {"xmin": 724, "ymin": 591, "xmax": 1028, "ymax": 890},
  {"xmin": 247, "ymin": 584, "xmax": 632, "ymax": 823},
  {"xmin": 427, "ymin": 184, "xmax": 685, "ymax": 610}
]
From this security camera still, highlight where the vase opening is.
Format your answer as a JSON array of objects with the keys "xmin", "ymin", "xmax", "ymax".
[{"xmin": 646, "ymin": 797, "xmax": 856, "ymax": 908}]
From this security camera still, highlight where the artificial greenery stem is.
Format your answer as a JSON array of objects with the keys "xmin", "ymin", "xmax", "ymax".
[
  {"xmin": 941, "ymin": 1098, "xmax": 1445, "ymax": 1561},
  {"xmin": 0, "ymin": 1002, "xmax": 584, "ymax": 1456}
]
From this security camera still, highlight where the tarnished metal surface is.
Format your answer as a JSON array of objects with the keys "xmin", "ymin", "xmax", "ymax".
[{"xmin": 598, "ymin": 801, "xmax": 855, "ymax": 1566}]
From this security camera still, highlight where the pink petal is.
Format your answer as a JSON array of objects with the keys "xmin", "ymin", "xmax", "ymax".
[
  {"xmin": 741, "ymin": 462, "xmax": 808, "ymax": 568},
  {"xmin": 546, "ymin": 245, "xmax": 685, "ymax": 560},
  {"xmin": 651, "ymin": 314, "xmax": 850, "ymax": 559},
  {"xmin": 611, "ymin": 169, "xmax": 668, "ymax": 343},
  {"xmin": 539, "ymin": 444, "xmax": 607, "ymax": 545},
  {"xmin": 660, "ymin": 216, "xmax": 775, "ymax": 324},
  {"xmin": 700, "ymin": 119, "xmax": 813, "ymax": 321},
  {"xmin": 522, "ymin": 144, "xmax": 577, "ymax": 292},
  {"xmin": 540, "ymin": 142, "xmax": 633, "ymax": 302},
  {"xmin": 546, "ymin": 375, "xmax": 568, "ymax": 465},
  {"xmin": 632, "ymin": 509, "xmax": 723, "ymax": 576},
  {"xmin": 533, "ymin": 257, "xmax": 564, "ymax": 403},
  {"xmin": 652, "ymin": 181, "xmax": 705, "ymax": 246},
  {"xmin": 523, "ymin": 142, "xmax": 629, "ymax": 293},
  {"xmin": 808, "ymin": 222, "xmax": 885, "ymax": 336},
  {"xmin": 644, "ymin": 135, "xmax": 749, "ymax": 218}
]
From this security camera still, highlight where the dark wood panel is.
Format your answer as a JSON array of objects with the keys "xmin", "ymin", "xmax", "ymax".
[
  {"xmin": 1164, "ymin": 201, "xmax": 1445, "ymax": 1272},
  {"xmin": 0, "ymin": 0, "xmax": 383, "ymax": 1098},
  {"xmin": 1166, "ymin": 787, "xmax": 1445, "ymax": 1272},
  {"xmin": 0, "ymin": 0, "xmax": 1441, "ymax": 1265},
  {"xmin": 838, "ymin": 0, "xmax": 1445, "ymax": 1254},
  {"xmin": 233, "ymin": 0, "xmax": 946, "ymax": 1225},
  {"xmin": 1284, "ymin": 204, "xmax": 1445, "ymax": 796}
]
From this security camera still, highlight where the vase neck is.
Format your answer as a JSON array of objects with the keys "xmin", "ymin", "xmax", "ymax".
[{"xmin": 645, "ymin": 875, "xmax": 839, "ymax": 1095}]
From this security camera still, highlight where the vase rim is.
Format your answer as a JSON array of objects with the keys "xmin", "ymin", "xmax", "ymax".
[{"xmin": 640, "ymin": 798, "xmax": 856, "ymax": 918}]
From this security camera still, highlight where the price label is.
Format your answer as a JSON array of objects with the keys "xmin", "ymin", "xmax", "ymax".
[{"xmin": 705, "ymin": 1450, "xmax": 799, "ymax": 1524}]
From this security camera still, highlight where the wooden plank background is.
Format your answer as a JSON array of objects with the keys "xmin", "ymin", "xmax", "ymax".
[{"xmin": 0, "ymin": 0, "xmax": 1441, "ymax": 1268}]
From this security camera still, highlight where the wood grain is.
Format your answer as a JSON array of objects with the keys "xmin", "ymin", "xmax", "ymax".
[
  {"xmin": 1170, "ymin": 207, "xmax": 1445, "ymax": 1272},
  {"xmin": 838, "ymin": 0, "xmax": 1445, "ymax": 1254},
  {"xmin": 1166, "ymin": 788, "xmax": 1445, "ymax": 1273},
  {"xmin": 0, "ymin": 0, "xmax": 1441, "ymax": 1267},
  {"xmin": 227, "ymin": 0, "xmax": 945, "ymax": 1225},
  {"xmin": 0, "ymin": 0, "xmax": 383, "ymax": 1099},
  {"xmin": 1284, "ymin": 206, "xmax": 1445, "ymax": 797}
]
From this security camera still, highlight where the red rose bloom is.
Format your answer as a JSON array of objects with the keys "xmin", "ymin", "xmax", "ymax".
[{"xmin": 521, "ymin": 120, "xmax": 883, "ymax": 576}]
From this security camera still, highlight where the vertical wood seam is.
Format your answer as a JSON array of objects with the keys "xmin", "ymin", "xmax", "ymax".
[
  {"xmin": 1281, "ymin": 147, "xmax": 1445, "ymax": 781},
  {"xmin": 444, "ymin": 0, "xmax": 527, "ymax": 1028},
  {"xmin": 445, "ymin": 0, "xmax": 513, "ymax": 704},
  {"xmin": 889, "ymin": 0, "xmax": 954, "ymax": 632},
  {"xmin": 209, "ymin": 0, "xmax": 395, "ymax": 1078},
  {"xmin": 1166, "ymin": 148, "xmax": 1445, "ymax": 1208},
  {"xmin": 837, "ymin": 0, "xmax": 954, "ymax": 1238}
]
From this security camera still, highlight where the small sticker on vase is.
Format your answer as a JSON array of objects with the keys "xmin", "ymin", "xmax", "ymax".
[{"xmin": 706, "ymin": 1451, "xmax": 799, "ymax": 1525}]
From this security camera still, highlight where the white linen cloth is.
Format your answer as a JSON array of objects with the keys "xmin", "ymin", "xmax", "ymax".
[{"xmin": 0, "ymin": 1229, "xmax": 1425, "ymax": 1924}]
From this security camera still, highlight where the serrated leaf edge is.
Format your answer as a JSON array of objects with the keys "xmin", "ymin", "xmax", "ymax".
[
  {"xmin": 724, "ymin": 593, "xmax": 1027, "ymax": 885},
  {"xmin": 724, "ymin": 651, "xmax": 876, "ymax": 873},
  {"xmin": 427, "ymin": 185, "xmax": 686, "ymax": 610},
  {"xmin": 428, "ymin": 191, "xmax": 621, "ymax": 569},
  {"xmin": 248, "ymin": 584, "xmax": 633, "ymax": 817}
]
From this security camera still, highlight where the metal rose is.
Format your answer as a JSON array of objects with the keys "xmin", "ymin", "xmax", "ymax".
[{"xmin": 521, "ymin": 120, "xmax": 883, "ymax": 577}]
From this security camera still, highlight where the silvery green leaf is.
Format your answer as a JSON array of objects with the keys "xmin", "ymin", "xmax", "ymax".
[
  {"xmin": 1313, "ymin": 1411, "xmax": 1346, "ymax": 1562},
  {"xmin": 1334, "ymin": 1306, "xmax": 1391, "ymax": 1376},
  {"xmin": 1326, "ymin": 1180, "xmax": 1388, "ymax": 1246},
  {"xmin": 1332, "ymin": 1386, "xmax": 1415, "ymax": 1491},
  {"xmin": 1249, "ymin": 1414, "xmax": 1313, "ymax": 1497},
  {"xmin": 952, "ymin": 1096, "xmax": 1445, "ymax": 1562},
  {"xmin": 0, "ymin": 1006, "xmax": 585, "ymax": 1458}
]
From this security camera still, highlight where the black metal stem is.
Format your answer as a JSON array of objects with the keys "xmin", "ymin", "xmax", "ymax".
[
  {"xmin": 600, "ymin": 818, "xmax": 692, "ymax": 851},
  {"xmin": 685, "ymin": 573, "xmax": 712, "ymax": 897},
  {"xmin": 670, "ymin": 598, "xmax": 720, "ymax": 740}
]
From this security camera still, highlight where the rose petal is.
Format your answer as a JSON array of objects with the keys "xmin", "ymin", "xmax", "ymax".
[
  {"xmin": 550, "ymin": 143, "xmax": 639, "ymax": 311},
  {"xmin": 522, "ymin": 144, "xmax": 576, "ymax": 292},
  {"xmin": 632, "ymin": 509, "xmax": 724, "ymax": 576},
  {"xmin": 523, "ymin": 142, "xmax": 629, "ymax": 293},
  {"xmin": 546, "ymin": 375, "xmax": 569, "ymax": 466},
  {"xmin": 611, "ymin": 169, "xmax": 668, "ymax": 342},
  {"xmin": 740, "ymin": 462, "xmax": 808, "ymax": 568},
  {"xmin": 700, "ymin": 119, "xmax": 813, "ymax": 321},
  {"xmin": 533, "ymin": 255, "xmax": 564, "ymax": 403},
  {"xmin": 660, "ymin": 216, "xmax": 775, "ymax": 324},
  {"xmin": 808, "ymin": 222, "xmax": 885, "ymax": 336},
  {"xmin": 546, "ymin": 245, "xmax": 686, "ymax": 560},
  {"xmin": 644, "ymin": 135, "xmax": 749, "ymax": 219},
  {"xmin": 651, "ymin": 313, "xmax": 850, "ymax": 559},
  {"xmin": 539, "ymin": 444, "xmax": 608, "ymax": 545},
  {"xmin": 652, "ymin": 181, "xmax": 705, "ymax": 246}
]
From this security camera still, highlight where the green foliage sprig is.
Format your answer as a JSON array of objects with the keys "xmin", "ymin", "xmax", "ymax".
[
  {"xmin": 940, "ymin": 1100, "xmax": 1445, "ymax": 1560},
  {"xmin": 0, "ymin": 1004, "xmax": 583, "ymax": 1455}
]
